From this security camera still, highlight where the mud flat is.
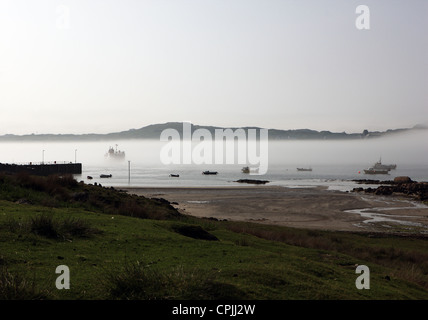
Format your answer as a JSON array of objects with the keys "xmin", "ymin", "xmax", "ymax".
[{"xmin": 121, "ymin": 186, "xmax": 428, "ymax": 233}]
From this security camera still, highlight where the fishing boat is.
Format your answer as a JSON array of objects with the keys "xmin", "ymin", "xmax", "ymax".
[
  {"xmin": 373, "ymin": 158, "xmax": 397, "ymax": 170},
  {"xmin": 241, "ymin": 166, "xmax": 250, "ymax": 173},
  {"xmin": 363, "ymin": 167, "xmax": 389, "ymax": 175},
  {"xmin": 202, "ymin": 171, "xmax": 218, "ymax": 175},
  {"xmin": 241, "ymin": 166, "xmax": 259, "ymax": 174},
  {"xmin": 105, "ymin": 144, "xmax": 125, "ymax": 160}
]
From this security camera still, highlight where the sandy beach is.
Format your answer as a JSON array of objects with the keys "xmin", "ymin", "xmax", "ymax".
[{"xmin": 120, "ymin": 185, "xmax": 428, "ymax": 233}]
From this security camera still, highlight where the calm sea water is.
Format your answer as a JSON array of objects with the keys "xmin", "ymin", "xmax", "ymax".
[{"xmin": 1, "ymin": 130, "xmax": 427, "ymax": 191}]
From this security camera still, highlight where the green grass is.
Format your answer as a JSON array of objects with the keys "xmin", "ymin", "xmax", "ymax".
[
  {"xmin": 1, "ymin": 174, "xmax": 428, "ymax": 300},
  {"xmin": 1, "ymin": 200, "xmax": 428, "ymax": 300}
]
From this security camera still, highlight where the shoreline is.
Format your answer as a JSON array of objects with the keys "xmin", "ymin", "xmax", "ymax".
[{"xmin": 119, "ymin": 185, "xmax": 428, "ymax": 233}]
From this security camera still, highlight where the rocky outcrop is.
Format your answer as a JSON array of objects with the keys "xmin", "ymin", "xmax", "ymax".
[
  {"xmin": 352, "ymin": 177, "xmax": 428, "ymax": 201},
  {"xmin": 352, "ymin": 179, "xmax": 394, "ymax": 185},
  {"xmin": 234, "ymin": 179, "xmax": 270, "ymax": 185},
  {"xmin": 394, "ymin": 176, "xmax": 413, "ymax": 184}
]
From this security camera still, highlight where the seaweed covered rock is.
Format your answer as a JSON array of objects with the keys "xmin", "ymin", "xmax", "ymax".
[
  {"xmin": 393, "ymin": 176, "xmax": 413, "ymax": 184},
  {"xmin": 234, "ymin": 179, "xmax": 270, "ymax": 185}
]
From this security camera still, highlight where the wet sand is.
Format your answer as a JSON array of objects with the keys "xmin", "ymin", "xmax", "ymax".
[{"xmin": 120, "ymin": 186, "xmax": 428, "ymax": 232}]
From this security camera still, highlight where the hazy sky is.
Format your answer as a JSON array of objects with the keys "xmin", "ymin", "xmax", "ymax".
[{"xmin": 0, "ymin": 0, "xmax": 427, "ymax": 135}]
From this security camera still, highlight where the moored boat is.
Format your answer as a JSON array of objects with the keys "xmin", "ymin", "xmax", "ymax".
[
  {"xmin": 105, "ymin": 144, "xmax": 125, "ymax": 160},
  {"xmin": 202, "ymin": 171, "xmax": 218, "ymax": 175},
  {"xmin": 363, "ymin": 167, "xmax": 389, "ymax": 175},
  {"xmin": 373, "ymin": 158, "xmax": 397, "ymax": 170},
  {"xmin": 241, "ymin": 166, "xmax": 250, "ymax": 173},
  {"xmin": 241, "ymin": 166, "xmax": 259, "ymax": 174}
]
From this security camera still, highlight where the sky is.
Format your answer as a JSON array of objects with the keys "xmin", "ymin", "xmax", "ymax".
[{"xmin": 0, "ymin": 0, "xmax": 427, "ymax": 135}]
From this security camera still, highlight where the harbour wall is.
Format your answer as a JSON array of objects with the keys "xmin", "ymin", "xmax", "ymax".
[{"xmin": 0, "ymin": 163, "xmax": 82, "ymax": 176}]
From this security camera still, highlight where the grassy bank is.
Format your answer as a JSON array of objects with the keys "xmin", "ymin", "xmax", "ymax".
[{"xmin": 1, "ymin": 174, "xmax": 428, "ymax": 299}]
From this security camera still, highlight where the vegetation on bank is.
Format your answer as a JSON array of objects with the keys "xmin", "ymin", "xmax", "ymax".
[{"xmin": 1, "ymin": 173, "xmax": 428, "ymax": 300}]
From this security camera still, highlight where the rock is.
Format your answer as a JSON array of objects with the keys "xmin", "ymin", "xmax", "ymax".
[
  {"xmin": 418, "ymin": 192, "xmax": 428, "ymax": 201},
  {"xmin": 374, "ymin": 186, "xmax": 393, "ymax": 196},
  {"xmin": 353, "ymin": 179, "xmax": 380, "ymax": 184},
  {"xmin": 364, "ymin": 187, "xmax": 375, "ymax": 193},
  {"xmin": 152, "ymin": 197, "xmax": 171, "ymax": 204},
  {"xmin": 355, "ymin": 176, "xmax": 428, "ymax": 202},
  {"xmin": 234, "ymin": 179, "xmax": 270, "ymax": 185},
  {"xmin": 204, "ymin": 217, "xmax": 219, "ymax": 221},
  {"xmin": 352, "ymin": 179, "xmax": 394, "ymax": 185},
  {"xmin": 71, "ymin": 192, "xmax": 89, "ymax": 201},
  {"xmin": 15, "ymin": 198, "xmax": 32, "ymax": 205},
  {"xmin": 172, "ymin": 225, "xmax": 219, "ymax": 241},
  {"xmin": 394, "ymin": 176, "xmax": 413, "ymax": 184}
]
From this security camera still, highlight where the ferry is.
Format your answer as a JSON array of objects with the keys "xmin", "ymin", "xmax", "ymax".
[{"xmin": 105, "ymin": 144, "xmax": 125, "ymax": 160}]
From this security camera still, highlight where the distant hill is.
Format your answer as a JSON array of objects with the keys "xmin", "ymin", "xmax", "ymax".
[{"xmin": 0, "ymin": 122, "xmax": 426, "ymax": 141}]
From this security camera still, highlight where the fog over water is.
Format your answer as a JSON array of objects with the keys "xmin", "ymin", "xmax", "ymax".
[{"xmin": 0, "ymin": 130, "xmax": 427, "ymax": 189}]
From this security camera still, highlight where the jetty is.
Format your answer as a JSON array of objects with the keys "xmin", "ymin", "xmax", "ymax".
[{"xmin": 0, "ymin": 162, "xmax": 82, "ymax": 176}]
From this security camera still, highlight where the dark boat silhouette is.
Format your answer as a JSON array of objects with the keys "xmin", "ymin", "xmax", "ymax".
[{"xmin": 202, "ymin": 171, "xmax": 218, "ymax": 175}]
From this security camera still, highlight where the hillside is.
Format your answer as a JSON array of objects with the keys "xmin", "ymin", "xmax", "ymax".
[{"xmin": 0, "ymin": 122, "xmax": 425, "ymax": 142}]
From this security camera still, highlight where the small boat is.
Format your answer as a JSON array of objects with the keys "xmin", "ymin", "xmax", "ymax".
[
  {"xmin": 241, "ymin": 166, "xmax": 259, "ymax": 174},
  {"xmin": 100, "ymin": 174, "xmax": 112, "ymax": 178},
  {"xmin": 297, "ymin": 168, "xmax": 312, "ymax": 172},
  {"xmin": 202, "ymin": 171, "xmax": 218, "ymax": 175},
  {"xmin": 169, "ymin": 174, "xmax": 179, "ymax": 177},
  {"xmin": 87, "ymin": 176, "xmax": 93, "ymax": 180},
  {"xmin": 363, "ymin": 167, "xmax": 389, "ymax": 175}
]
